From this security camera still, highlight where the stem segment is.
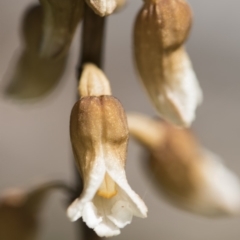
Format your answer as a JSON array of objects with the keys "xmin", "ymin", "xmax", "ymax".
[{"xmin": 78, "ymin": 2, "xmax": 106, "ymax": 77}]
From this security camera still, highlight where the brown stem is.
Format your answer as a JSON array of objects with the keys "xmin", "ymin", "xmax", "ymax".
[
  {"xmin": 73, "ymin": 2, "xmax": 106, "ymax": 240},
  {"xmin": 77, "ymin": 2, "xmax": 106, "ymax": 77}
]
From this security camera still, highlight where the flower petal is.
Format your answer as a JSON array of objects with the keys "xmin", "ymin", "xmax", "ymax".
[
  {"xmin": 67, "ymin": 198, "xmax": 82, "ymax": 222},
  {"xmin": 106, "ymin": 168, "xmax": 148, "ymax": 218},
  {"xmin": 159, "ymin": 50, "xmax": 203, "ymax": 127},
  {"xmin": 200, "ymin": 149, "xmax": 240, "ymax": 215},
  {"xmin": 94, "ymin": 219, "xmax": 120, "ymax": 237},
  {"xmin": 82, "ymin": 202, "xmax": 102, "ymax": 228},
  {"xmin": 108, "ymin": 200, "xmax": 133, "ymax": 228},
  {"xmin": 67, "ymin": 161, "xmax": 106, "ymax": 222}
]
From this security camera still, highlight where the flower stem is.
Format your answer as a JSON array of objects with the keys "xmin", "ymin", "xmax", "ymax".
[
  {"xmin": 74, "ymin": 2, "xmax": 106, "ymax": 240},
  {"xmin": 77, "ymin": 2, "xmax": 106, "ymax": 77}
]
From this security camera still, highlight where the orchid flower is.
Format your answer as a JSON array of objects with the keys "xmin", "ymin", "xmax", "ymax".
[{"xmin": 67, "ymin": 64, "xmax": 147, "ymax": 237}]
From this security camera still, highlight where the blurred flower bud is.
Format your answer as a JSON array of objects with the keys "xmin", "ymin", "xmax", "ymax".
[
  {"xmin": 128, "ymin": 113, "xmax": 240, "ymax": 216},
  {"xmin": 85, "ymin": 0, "xmax": 118, "ymax": 16},
  {"xmin": 67, "ymin": 64, "xmax": 147, "ymax": 237},
  {"xmin": 0, "ymin": 182, "xmax": 69, "ymax": 240},
  {"xmin": 4, "ymin": 5, "xmax": 67, "ymax": 100},
  {"xmin": 134, "ymin": 0, "xmax": 202, "ymax": 127},
  {"xmin": 39, "ymin": 0, "xmax": 83, "ymax": 59}
]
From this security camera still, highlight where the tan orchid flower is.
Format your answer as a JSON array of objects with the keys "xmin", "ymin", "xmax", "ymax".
[
  {"xmin": 5, "ymin": 5, "xmax": 67, "ymax": 100},
  {"xmin": 67, "ymin": 63, "xmax": 147, "ymax": 237},
  {"xmin": 134, "ymin": 0, "xmax": 202, "ymax": 127},
  {"xmin": 39, "ymin": 0, "xmax": 83, "ymax": 58},
  {"xmin": 128, "ymin": 113, "xmax": 240, "ymax": 216},
  {"xmin": 0, "ymin": 182, "xmax": 69, "ymax": 240}
]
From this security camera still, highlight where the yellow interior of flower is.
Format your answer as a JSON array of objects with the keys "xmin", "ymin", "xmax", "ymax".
[{"xmin": 97, "ymin": 173, "xmax": 117, "ymax": 198}]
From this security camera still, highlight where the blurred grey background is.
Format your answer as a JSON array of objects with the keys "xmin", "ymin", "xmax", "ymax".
[{"xmin": 1, "ymin": 0, "xmax": 240, "ymax": 239}]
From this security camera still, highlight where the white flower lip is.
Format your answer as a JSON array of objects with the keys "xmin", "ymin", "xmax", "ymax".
[{"xmin": 67, "ymin": 155, "xmax": 147, "ymax": 237}]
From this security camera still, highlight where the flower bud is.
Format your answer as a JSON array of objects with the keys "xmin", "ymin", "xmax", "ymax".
[
  {"xmin": 39, "ymin": 0, "xmax": 83, "ymax": 58},
  {"xmin": 79, "ymin": 63, "xmax": 111, "ymax": 97},
  {"xmin": 128, "ymin": 113, "xmax": 240, "ymax": 216},
  {"xmin": 4, "ymin": 5, "xmax": 67, "ymax": 100},
  {"xmin": 68, "ymin": 64, "xmax": 147, "ymax": 237},
  {"xmin": 0, "ymin": 182, "xmax": 68, "ymax": 240},
  {"xmin": 85, "ymin": 0, "xmax": 118, "ymax": 16},
  {"xmin": 134, "ymin": 0, "xmax": 202, "ymax": 127}
]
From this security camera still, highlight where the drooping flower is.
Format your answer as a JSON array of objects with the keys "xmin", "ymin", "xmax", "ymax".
[
  {"xmin": 5, "ymin": 1, "xmax": 83, "ymax": 100},
  {"xmin": 133, "ymin": 0, "xmax": 202, "ymax": 127},
  {"xmin": 128, "ymin": 113, "xmax": 240, "ymax": 216},
  {"xmin": 67, "ymin": 64, "xmax": 147, "ymax": 237},
  {"xmin": 4, "ymin": 5, "xmax": 67, "ymax": 100}
]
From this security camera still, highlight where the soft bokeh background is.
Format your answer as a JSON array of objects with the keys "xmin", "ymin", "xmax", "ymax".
[{"xmin": 1, "ymin": 0, "xmax": 240, "ymax": 239}]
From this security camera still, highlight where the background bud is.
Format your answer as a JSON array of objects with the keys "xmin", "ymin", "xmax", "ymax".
[
  {"xmin": 128, "ymin": 113, "xmax": 240, "ymax": 216},
  {"xmin": 4, "ymin": 5, "xmax": 67, "ymax": 100},
  {"xmin": 0, "ymin": 182, "xmax": 69, "ymax": 240}
]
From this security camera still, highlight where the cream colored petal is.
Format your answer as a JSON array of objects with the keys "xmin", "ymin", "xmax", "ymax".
[
  {"xmin": 158, "ymin": 49, "xmax": 203, "ymax": 127},
  {"xmin": 67, "ymin": 158, "xmax": 106, "ymax": 221},
  {"xmin": 94, "ymin": 219, "xmax": 120, "ymax": 237},
  {"xmin": 196, "ymin": 149, "xmax": 240, "ymax": 216},
  {"xmin": 79, "ymin": 63, "xmax": 111, "ymax": 97},
  {"xmin": 92, "ymin": 195, "xmax": 121, "ymax": 237},
  {"xmin": 82, "ymin": 202, "xmax": 103, "ymax": 228},
  {"xmin": 108, "ymin": 200, "xmax": 133, "ymax": 228},
  {"xmin": 86, "ymin": 0, "xmax": 117, "ymax": 16},
  {"xmin": 106, "ymin": 165, "xmax": 148, "ymax": 218}
]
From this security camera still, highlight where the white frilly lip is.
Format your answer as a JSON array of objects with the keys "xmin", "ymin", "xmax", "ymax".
[{"xmin": 67, "ymin": 156, "xmax": 147, "ymax": 237}]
